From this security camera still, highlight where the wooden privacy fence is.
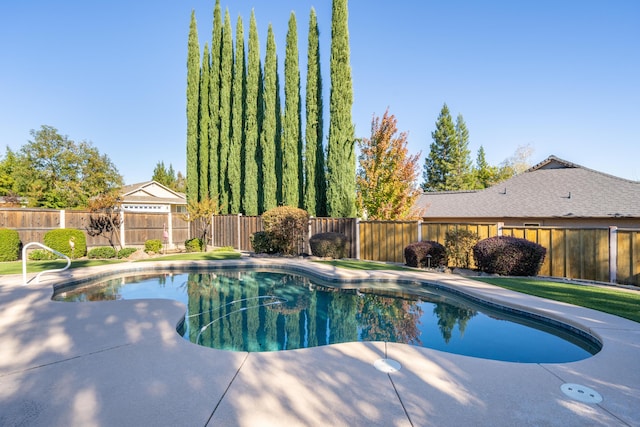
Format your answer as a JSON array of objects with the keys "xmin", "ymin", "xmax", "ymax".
[
  {"xmin": 0, "ymin": 208, "xmax": 190, "ymax": 249},
  {"xmin": 2, "ymin": 208, "xmax": 638, "ymax": 286},
  {"xmin": 209, "ymin": 215, "xmax": 358, "ymax": 257}
]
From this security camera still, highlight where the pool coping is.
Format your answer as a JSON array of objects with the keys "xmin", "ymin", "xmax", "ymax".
[{"xmin": 2, "ymin": 258, "xmax": 639, "ymax": 426}]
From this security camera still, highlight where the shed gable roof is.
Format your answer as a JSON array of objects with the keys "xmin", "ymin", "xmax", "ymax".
[
  {"xmin": 415, "ymin": 155, "xmax": 640, "ymax": 219},
  {"xmin": 120, "ymin": 181, "xmax": 186, "ymax": 205}
]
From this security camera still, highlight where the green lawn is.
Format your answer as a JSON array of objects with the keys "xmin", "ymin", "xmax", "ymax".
[
  {"xmin": 313, "ymin": 259, "xmax": 415, "ymax": 271},
  {"xmin": 475, "ymin": 277, "xmax": 640, "ymax": 323},
  {"xmin": 0, "ymin": 250, "xmax": 241, "ymax": 275}
]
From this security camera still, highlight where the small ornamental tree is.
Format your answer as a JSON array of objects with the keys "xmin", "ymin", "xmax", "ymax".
[
  {"xmin": 86, "ymin": 192, "xmax": 123, "ymax": 250},
  {"xmin": 181, "ymin": 198, "xmax": 220, "ymax": 250},
  {"xmin": 356, "ymin": 109, "xmax": 421, "ymax": 220}
]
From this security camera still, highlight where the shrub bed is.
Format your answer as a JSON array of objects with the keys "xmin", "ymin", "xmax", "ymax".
[
  {"xmin": 250, "ymin": 231, "xmax": 277, "ymax": 254},
  {"xmin": 144, "ymin": 239, "xmax": 163, "ymax": 254},
  {"xmin": 43, "ymin": 229, "xmax": 86, "ymax": 259},
  {"xmin": 0, "ymin": 228, "xmax": 21, "ymax": 261},
  {"xmin": 473, "ymin": 236, "xmax": 546, "ymax": 276},
  {"xmin": 309, "ymin": 232, "xmax": 349, "ymax": 259},
  {"xmin": 87, "ymin": 246, "xmax": 117, "ymax": 259},
  {"xmin": 185, "ymin": 238, "xmax": 204, "ymax": 252},
  {"xmin": 117, "ymin": 248, "xmax": 138, "ymax": 259},
  {"xmin": 404, "ymin": 241, "xmax": 446, "ymax": 268}
]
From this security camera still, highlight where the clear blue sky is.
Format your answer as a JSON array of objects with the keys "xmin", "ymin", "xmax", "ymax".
[{"xmin": 1, "ymin": 1, "xmax": 638, "ymax": 185}]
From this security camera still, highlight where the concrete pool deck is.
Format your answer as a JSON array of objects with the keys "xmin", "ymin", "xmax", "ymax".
[{"xmin": 1, "ymin": 258, "xmax": 639, "ymax": 426}]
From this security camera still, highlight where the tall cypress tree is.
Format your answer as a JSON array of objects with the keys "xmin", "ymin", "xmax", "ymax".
[
  {"xmin": 209, "ymin": 0, "xmax": 222, "ymax": 202},
  {"xmin": 228, "ymin": 16, "xmax": 245, "ymax": 214},
  {"xmin": 218, "ymin": 10, "xmax": 233, "ymax": 213},
  {"xmin": 283, "ymin": 12, "xmax": 302, "ymax": 208},
  {"xmin": 304, "ymin": 7, "xmax": 326, "ymax": 216},
  {"xmin": 186, "ymin": 11, "xmax": 200, "ymax": 203},
  {"xmin": 327, "ymin": 0, "xmax": 356, "ymax": 217},
  {"xmin": 242, "ymin": 11, "xmax": 260, "ymax": 215},
  {"xmin": 259, "ymin": 24, "xmax": 278, "ymax": 212},
  {"xmin": 198, "ymin": 44, "xmax": 211, "ymax": 201}
]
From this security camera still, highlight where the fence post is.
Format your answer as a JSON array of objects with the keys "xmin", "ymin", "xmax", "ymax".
[
  {"xmin": 167, "ymin": 211, "xmax": 173, "ymax": 248},
  {"xmin": 60, "ymin": 209, "xmax": 65, "ymax": 229},
  {"xmin": 417, "ymin": 219, "xmax": 422, "ymax": 242},
  {"xmin": 497, "ymin": 222, "xmax": 504, "ymax": 237},
  {"xmin": 237, "ymin": 214, "xmax": 242, "ymax": 250},
  {"xmin": 355, "ymin": 218, "xmax": 360, "ymax": 260},
  {"xmin": 609, "ymin": 226, "xmax": 618, "ymax": 284},
  {"xmin": 120, "ymin": 211, "xmax": 126, "ymax": 248}
]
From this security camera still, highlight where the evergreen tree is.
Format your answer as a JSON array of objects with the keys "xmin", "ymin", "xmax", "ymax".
[
  {"xmin": 242, "ymin": 11, "xmax": 260, "ymax": 215},
  {"xmin": 282, "ymin": 12, "xmax": 302, "ymax": 208},
  {"xmin": 259, "ymin": 24, "xmax": 278, "ymax": 212},
  {"xmin": 228, "ymin": 16, "xmax": 245, "ymax": 214},
  {"xmin": 474, "ymin": 145, "xmax": 496, "ymax": 188},
  {"xmin": 198, "ymin": 44, "xmax": 211, "ymax": 201},
  {"xmin": 356, "ymin": 110, "xmax": 421, "ymax": 220},
  {"xmin": 218, "ymin": 10, "xmax": 233, "ymax": 213},
  {"xmin": 422, "ymin": 103, "xmax": 457, "ymax": 192},
  {"xmin": 304, "ymin": 7, "xmax": 326, "ymax": 216},
  {"xmin": 450, "ymin": 113, "xmax": 473, "ymax": 190},
  {"xmin": 326, "ymin": 0, "xmax": 356, "ymax": 217},
  {"xmin": 209, "ymin": 0, "xmax": 223, "ymax": 203},
  {"xmin": 186, "ymin": 10, "xmax": 200, "ymax": 202}
]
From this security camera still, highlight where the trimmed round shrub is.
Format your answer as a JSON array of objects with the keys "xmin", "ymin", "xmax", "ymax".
[
  {"xmin": 250, "ymin": 231, "xmax": 277, "ymax": 254},
  {"xmin": 144, "ymin": 239, "xmax": 163, "ymax": 254},
  {"xmin": 261, "ymin": 206, "xmax": 310, "ymax": 255},
  {"xmin": 117, "ymin": 247, "xmax": 138, "ymax": 259},
  {"xmin": 473, "ymin": 236, "xmax": 546, "ymax": 276},
  {"xmin": 87, "ymin": 246, "xmax": 117, "ymax": 259},
  {"xmin": 0, "ymin": 228, "xmax": 21, "ymax": 261},
  {"xmin": 309, "ymin": 232, "xmax": 349, "ymax": 259},
  {"xmin": 43, "ymin": 228, "xmax": 87, "ymax": 259},
  {"xmin": 404, "ymin": 241, "xmax": 446, "ymax": 268},
  {"xmin": 185, "ymin": 238, "xmax": 204, "ymax": 252}
]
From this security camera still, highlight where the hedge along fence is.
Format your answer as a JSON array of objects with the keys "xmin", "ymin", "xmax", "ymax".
[{"xmin": 0, "ymin": 208, "xmax": 190, "ymax": 250}]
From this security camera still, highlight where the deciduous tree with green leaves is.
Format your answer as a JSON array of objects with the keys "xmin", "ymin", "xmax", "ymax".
[
  {"xmin": 11, "ymin": 125, "xmax": 122, "ymax": 208},
  {"xmin": 356, "ymin": 110, "xmax": 421, "ymax": 220},
  {"xmin": 327, "ymin": 0, "xmax": 356, "ymax": 217}
]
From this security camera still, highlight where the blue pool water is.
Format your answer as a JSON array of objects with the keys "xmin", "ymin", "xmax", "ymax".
[{"xmin": 53, "ymin": 269, "xmax": 600, "ymax": 363}]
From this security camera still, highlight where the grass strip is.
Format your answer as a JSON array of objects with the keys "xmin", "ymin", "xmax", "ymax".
[
  {"xmin": 475, "ymin": 277, "xmax": 640, "ymax": 323},
  {"xmin": 133, "ymin": 251, "xmax": 242, "ymax": 262},
  {"xmin": 313, "ymin": 259, "xmax": 415, "ymax": 271}
]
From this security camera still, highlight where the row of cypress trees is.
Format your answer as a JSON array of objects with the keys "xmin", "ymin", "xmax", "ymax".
[{"xmin": 186, "ymin": 0, "xmax": 355, "ymax": 217}]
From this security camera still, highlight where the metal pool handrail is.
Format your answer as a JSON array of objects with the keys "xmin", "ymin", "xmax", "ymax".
[{"xmin": 22, "ymin": 242, "xmax": 71, "ymax": 286}]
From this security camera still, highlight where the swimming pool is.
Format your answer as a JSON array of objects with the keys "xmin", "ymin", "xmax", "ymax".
[{"xmin": 53, "ymin": 268, "xmax": 601, "ymax": 363}]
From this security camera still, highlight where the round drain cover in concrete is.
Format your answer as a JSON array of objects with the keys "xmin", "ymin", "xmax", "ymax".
[
  {"xmin": 374, "ymin": 359, "xmax": 401, "ymax": 373},
  {"xmin": 561, "ymin": 383, "xmax": 603, "ymax": 403}
]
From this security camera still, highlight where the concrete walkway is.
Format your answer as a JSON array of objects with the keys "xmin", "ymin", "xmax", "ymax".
[{"xmin": 1, "ymin": 259, "xmax": 638, "ymax": 426}]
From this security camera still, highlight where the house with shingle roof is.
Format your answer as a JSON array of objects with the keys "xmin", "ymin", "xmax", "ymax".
[
  {"xmin": 119, "ymin": 181, "xmax": 187, "ymax": 214},
  {"xmin": 414, "ymin": 155, "xmax": 640, "ymax": 228}
]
